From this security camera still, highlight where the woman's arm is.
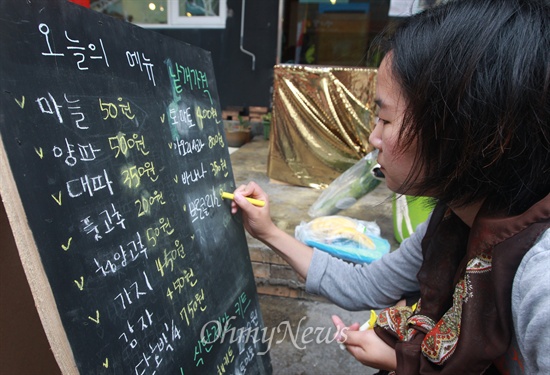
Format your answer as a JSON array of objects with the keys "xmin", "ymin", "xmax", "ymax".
[
  {"xmin": 512, "ymin": 229, "xmax": 550, "ymax": 375},
  {"xmin": 232, "ymin": 181, "xmax": 428, "ymax": 311},
  {"xmin": 231, "ymin": 181, "xmax": 314, "ymax": 279},
  {"xmin": 306, "ymin": 219, "xmax": 427, "ymax": 310}
]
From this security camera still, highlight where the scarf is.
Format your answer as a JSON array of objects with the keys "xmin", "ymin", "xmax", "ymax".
[{"xmin": 374, "ymin": 194, "xmax": 550, "ymax": 374}]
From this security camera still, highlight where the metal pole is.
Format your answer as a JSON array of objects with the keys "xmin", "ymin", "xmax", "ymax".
[{"xmin": 240, "ymin": 0, "xmax": 256, "ymax": 71}]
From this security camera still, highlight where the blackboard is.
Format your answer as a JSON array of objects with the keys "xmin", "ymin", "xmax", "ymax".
[{"xmin": 0, "ymin": 1, "xmax": 272, "ymax": 374}]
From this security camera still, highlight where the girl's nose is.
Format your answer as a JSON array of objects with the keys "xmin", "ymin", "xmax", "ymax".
[{"xmin": 369, "ymin": 119, "xmax": 382, "ymax": 149}]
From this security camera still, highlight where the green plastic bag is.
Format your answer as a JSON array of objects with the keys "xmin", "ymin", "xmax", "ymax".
[
  {"xmin": 308, "ymin": 150, "xmax": 381, "ymax": 217},
  {"xmin": 392, "ymin": 194, "xmax": 433, "ymax": 243}
]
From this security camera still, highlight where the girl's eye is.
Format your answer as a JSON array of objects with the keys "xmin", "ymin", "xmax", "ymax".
[{"xmin": 375, "ymin": 116, "xmax": 389, "ymax": 125}]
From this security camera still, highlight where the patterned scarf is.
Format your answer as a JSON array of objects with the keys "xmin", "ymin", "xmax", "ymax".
[{"xmin": 374, "ymin": 194, "xmax": 550, "ymax": 374}]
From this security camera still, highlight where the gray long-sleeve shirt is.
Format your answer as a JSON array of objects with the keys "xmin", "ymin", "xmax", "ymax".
[{"xmin": 306, "ymin": 220, "xmax": 550, "ymax": 374}]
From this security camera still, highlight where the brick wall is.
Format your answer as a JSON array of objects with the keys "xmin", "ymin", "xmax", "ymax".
[{"xmin": 247, "ymin": 238, "xmax": 327, "ymax": 302}]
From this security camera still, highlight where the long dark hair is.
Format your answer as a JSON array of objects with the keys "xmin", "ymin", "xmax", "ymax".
[{"xmin": 382, "ymin": 0, "xmax": 550, "ymax": 214}]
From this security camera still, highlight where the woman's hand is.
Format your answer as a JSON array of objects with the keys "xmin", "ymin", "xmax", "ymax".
[
  {"xmin": 231, "ymin": 181, "xmax": 277, "ymax": 241},
  {"xmin": 332, "ymin": 315, "xmax": 397, "ymax": 371},
  {"xmin": 230, "ymin": 181, "xmax": 314, "ymax": 279}
]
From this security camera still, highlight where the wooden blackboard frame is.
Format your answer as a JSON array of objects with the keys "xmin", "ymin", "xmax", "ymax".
[
  {"xmin": 0, "ymin": 1, "xmax": 271, "ymax": 374},
  {"xmin": 0, "ymin": 132, "xmax": 78, "ymax": 373}
]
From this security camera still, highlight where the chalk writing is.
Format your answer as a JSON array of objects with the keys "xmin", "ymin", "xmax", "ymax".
[
  {"xmin": 172, "ymin": 137, "xmax": 206, "ymax": 157},
  {"xmin": 134, "ymin": 319, "xmax": 182, "ymax": 374},
  {"xmin": 118, "ymin": 313, "xmax": 183, "ymax": 373},
  {"xmin": 119, "ymin": 308, "xmax": 154, "ymax": 350},
  {"xmin": 39, "ymin": 23, "xmax": 109, "ymax": 70},
  {"xmin": 200, "ymin": 312, "xmax": 234, "ymax": 347},
  {"xmin": 145, "ymin": 217, "xmax": 175, "ymax": 247},
  {"xmin": 234, "ymin": 292, "xmax": 251, "ymax": 319},
  {"xmin": 180, "ymin": 288, "xmax": 207, "ymax": 326},
  {"xmin": 238, "ymin": 345, "xmax": 257, "ymax": 374},
  {"xmin": 249, "ymin": 308, "xmax": 260, "ymax": 329},
  {"xmin": 193, "ymin": 335, "xmax": 211, "ymax": 367},
  {"xmin": 216, "ymin": 346, "xmax": 235, "ymax": 375},
  {"xmin": 36, "ymin": 92, "xmax": 63, "ymax": 123},
  {"xmin": 94, "ymin": 231, "xmax": 148, "ymax": 276},
  {"xmin": 66, "ymin": 169, "xmax": 114, "ymax": 198},
  {"xmin": 135, "ymin": 190, "xmax": 166, "ymax": 217},
  {"xmin": 51, "ymin": 191, "xmax": 63, "ymax": 206},
  {"xmin": 188, "ymin": 186, "xmax": 221, "ymax": 223},
  {"xmin": 65, "ymin": 30, "xmax": 109, "ymax": 70},
  {"xmin": 61, "ymin": 237, "xmax": 73, "ymax": 251},
  {"xmin": 35, "ymin": 92, "xmax": 90, "ymax": 129},
  {"xmin": 64, "ymin": 94, "xmax": 88, "ymax": 129},
  {"xmin": 126, "ymin": 50, "xmax": 156, "ymax": 86},
  {"xmin": 74, "ymin": 276, "xmax": 84, "ymax": 291},
  {"xmin": 81, "ymin": 203, "xmax": 126, "ymax": 241},
  {"xmin": 15, "ymin": 95, "xmax": 25, "ymax": 108},
  {"xmin": 165, "ymin": 268, "xmax": 198, "ymax": 300},
  {"xmin": 195, "ymin": 300, "xmax": 259, "ymax": 369},
  {"xmin": 180, "ymin": 162, "xmax": 207, "ymax": 186},
  {"xmin": 168, "ymin": 62, "xmax": 208, "ymax": 93},
  {"xmin": 99, "ymin": 97, "xmax": 135, "ymax": 120},
  {"xmin": 155, "ymin": 239, "xmax": 186, "ymax": 277},
  {"xmin": 109, "ymin": 133, "xmax": 150, "ymax": 158},
  {"xmin": 210, "ymin": 158, "xmax": 229, "ymax": 177},
  {"xmin": 113, "ymin": 271, "xmax": 153, "ymax": 310},
  {"xmin": 88, "ymin": 310, "xmax": 100, "ymax": 324},
  {"xmin": 121, "ymin": 161, "xmax": 159, "ymax": 189},
  {"xmin": 231, "ymin": 309, "xmax": 263, "ymax": 374},
  {"xmin": 35, "ymin": 147, "xmax": 44, "ymax": 159},
  {"xmin": 195, "ymin": 105, "xmax": 221, "ymax": 130},
  {"xmin": 0, "ymin": 3, "xmax": 270, "ymax": 373},
  {"xmin": 208, "ymin": 131, "xmax": 225, "ymax": 149},
  {"xmin": 170, "ymin": 106, "xmax": 196, "ymax": 130},
  {"xmin": 52, "ymin": 138, "xmax": 101, "ymax": 167}
]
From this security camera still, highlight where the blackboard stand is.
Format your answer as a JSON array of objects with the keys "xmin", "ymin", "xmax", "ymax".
[{"xmin": 0, "ymin": 1, "xmax": 271, "ymax": 373}]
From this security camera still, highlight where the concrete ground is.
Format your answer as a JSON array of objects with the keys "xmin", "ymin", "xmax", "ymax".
[
  {"xmin": 229, "ymin": 134, "xmax": 395, "ymax": 375},
  {"xmin": 258, "ymin": 294, "xmax": 380, "ymax": 375}
]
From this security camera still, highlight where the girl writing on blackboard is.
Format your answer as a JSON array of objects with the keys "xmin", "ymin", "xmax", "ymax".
[{"xmin": 229, "ymin": 0, "xmax": 550, "ymax": 373}]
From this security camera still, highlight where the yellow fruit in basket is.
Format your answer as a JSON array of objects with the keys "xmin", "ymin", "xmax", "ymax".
[
  {"xmin": 308, "ymin": 216, "xmax": 376, "ymax": 249},
  {"xmin": 310, "ymin": 216, "xmax": 356, "ymax": 230},
  {"xmin": 335, "ymin": 227, "xmax": 376, "ymax": 249}
]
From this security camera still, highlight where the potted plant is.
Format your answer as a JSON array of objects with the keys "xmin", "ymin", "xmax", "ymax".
[{"xmin": 262, "ymin": 112, "xmax": 272, "ymax": 140}]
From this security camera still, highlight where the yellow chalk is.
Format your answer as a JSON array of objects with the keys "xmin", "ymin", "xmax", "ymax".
[
  {"xmin": 221, "ymin": 191, "xmax": 265, "ymax": 207},
  {"xmin": 360, "ymin": 310, "xmax": 378, "ymax": 331}
]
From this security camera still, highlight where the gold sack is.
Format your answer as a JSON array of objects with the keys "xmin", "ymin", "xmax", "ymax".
[{"xmin": 268, "ymin": 64, "xmax": 377, "ymax": 188}]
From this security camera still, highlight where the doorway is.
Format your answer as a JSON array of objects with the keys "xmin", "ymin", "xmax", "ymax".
[{"xmin": 279, "ymin": 0, "xmax": 395, "ymax": 67}]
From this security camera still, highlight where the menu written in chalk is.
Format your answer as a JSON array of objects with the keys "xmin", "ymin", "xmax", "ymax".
[{"xmin": 0, "ymin": 0, "xmax": 272, "ymax": 374}]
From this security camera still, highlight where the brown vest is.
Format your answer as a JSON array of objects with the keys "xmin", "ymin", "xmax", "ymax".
[{"xmin": 374, "ymin": 194, "xmax": 550, "ymax": 374}]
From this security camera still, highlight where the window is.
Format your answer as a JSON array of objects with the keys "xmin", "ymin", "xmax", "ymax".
[{"xmin": 90, "ymin": 0, "xmax": 227, "ymax": 29}]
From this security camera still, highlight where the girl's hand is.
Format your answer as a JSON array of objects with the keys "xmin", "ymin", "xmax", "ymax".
[
  {"xmin": 231, "ymin": 181, "xmax": 277, "ymax": 241},
  {"xmin": 231, "ymin": 181, "xmax": 314, "ymax": 280},
  {"xmin": 332, "ymin": 315, "xmax": 397, "ymax": 371}
]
